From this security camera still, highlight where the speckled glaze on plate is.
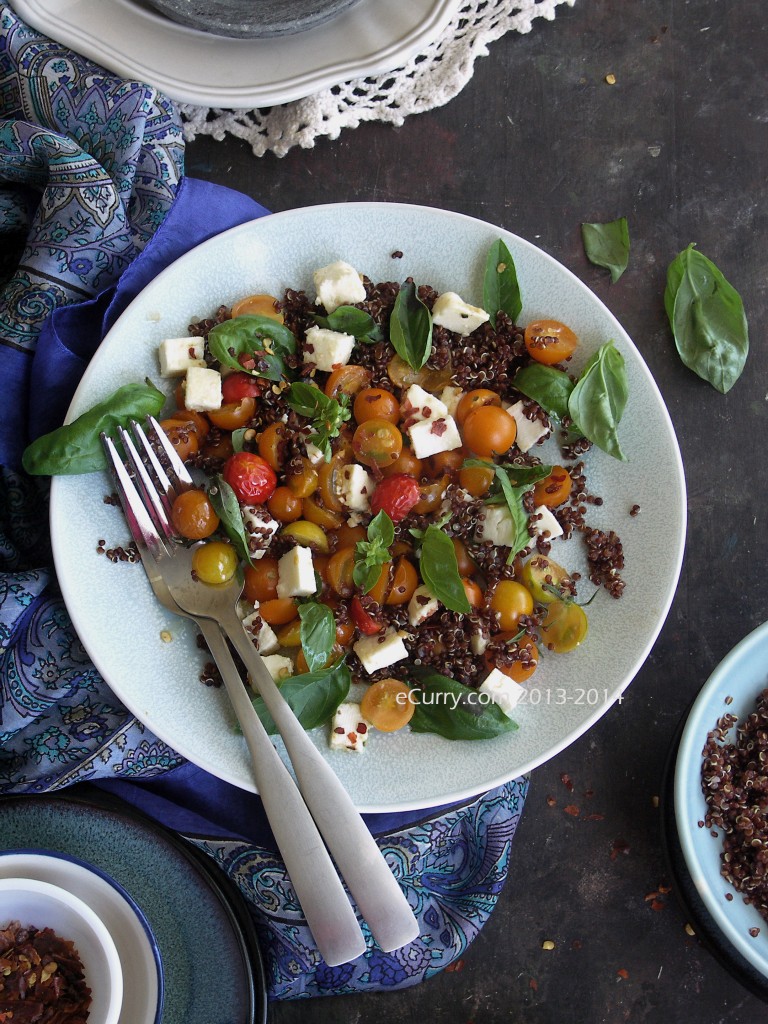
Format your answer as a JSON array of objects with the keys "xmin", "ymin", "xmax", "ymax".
[
  {"xmin": 49, "ymin": 203, "xmax": 687, "ymax": 813},
  {"xmin": 142, "ymin": 0, "xmax": 364, "ymax": 38},
  {"xmin": 675, "ymin": 619, "xmax": 768, "ymax": 982},
  {"xmin": 0, "ymin": 794, "xmax": 266, "ymax": 1024}
]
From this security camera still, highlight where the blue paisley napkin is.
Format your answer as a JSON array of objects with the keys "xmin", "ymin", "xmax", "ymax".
[{"xmin": 0, "ymin": 3, "xmax": 528, "ymax": 1000}]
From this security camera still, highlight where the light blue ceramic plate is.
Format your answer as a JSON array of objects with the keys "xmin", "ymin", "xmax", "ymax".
[{"xmin": 675, "ymin": 619, "xmax": 768, "ymax": 980}]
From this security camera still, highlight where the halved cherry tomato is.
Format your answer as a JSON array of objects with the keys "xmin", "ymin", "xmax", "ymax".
[
  {"xmin": 258, "ymin": 421, "xmax": 288, "ymax": 471},
  {"xmin": 519, "ymin": 555, "xmax": 573, "ymax": 604},
  {"xmin": 456, "ymin": 388, "xmax": 501, "ymax": 426},
  {"xmin": 352, "ymin": 419, "xmax": 403, "ymax": 468},
  {"xmin": 171, "ymin": 489, "xmax": 219, "ymax": 540},
  {"xmin": 370, "ymin": 474, "xmax": 421, "ymax": 522},
  {"xmin": 360, "ymin": 678, "xmax": 415, "ymax": 732},
  {"xmin": 259, "ymin": 597, "xmax": 298, "ymax": 626},
  {"xmin": 327, "ymin": 546, "xmax": 356, "ymax": 598},
  {"xmin": 351, "ymin": 595, "xmax": 382, "ymax": 635},
  {"xmin": 353, "ymin": 387, "xmax": 400, "ymax": 425},
  {"xmin": 380, "ymin": 449, "xmax": 423, "ymax": 479},
  {"xmin": 484, "ymin": 632, "xmax": 539, "ymax": 682},
  {"xmin": 164, "ymin": 409, "xmax": 211, "ymax": 443},
  {"xmin": 286, "ymin": 459, "xmax": 319, "ymax": 498},
  {"xmin": 540, "ymin": 599, "xmax": 588, "ymax": 652},
  {"xmin": 296, "ymin": 642, "xmax": 344, "ymax": 674},
  {"xmin": 160, "ymin": 419, "xmax": 200, "ymax": 462},
  {"xmin": 325, "ymin": 365, "xmax": 372, "ymax": 400},
  {"xmin": 331, "ymin": 523, "xmax": 366, "ymax": 550},
  {"xmin": 462, "ymin": 578, "xmax": 484, "ymax": 608},
  {"xmin": 459, "ymin": 464, "xmax": 495, "ymax": 497},
  {"xmin": 524, "ymin": 319, "xmax": 578, "ymax": 365},
  {"xmin": 267, "ymin": 486, "xmax": 303, "ymax": 523},
  {"xmin": 192, "ymin": 541, "xmax": 238, "ymax": 585},
  {"xmin": 413, "ymin": 475, "xmax": 448, "ymax": 515},
  {"xmin": 532, "ymin": 466, "xmax": 573, "ymax": 509},
  {"xmin": 207, "ymin": 396, "xmax": 256, "ymax": 431},
  {"xmin": 222, "ymin": 452, "xmax": 277, "ymax": 504},
  {"xmin": 243, "ymin": 557, "xmax": 279, "ymax": 604},
  {"xmin": 302, "ymin": 494, "xmax": 345, "ymax": 531},
  {"xmin": 221, "ymin": 372, "xmax": 263, "ymax": 404},
  {"xmin": 489, "ymin": 580, "xmax": 534, "ymax": 631},
  {"xmin": 461, "ymin": 405, "xmax": 517, "ymax": 458},
  {"xmin": 368, "ymin": 558, "xmax": 418, "ymax": 606},
  {"xmin": 230, "ymin": 293, "xmax": 284, "ymax": 322}
]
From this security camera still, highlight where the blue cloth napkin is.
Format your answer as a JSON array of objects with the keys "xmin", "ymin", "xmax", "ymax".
[{"xmin": 0, "ymin": 3, "xmax": 529, "ymax": 1000}]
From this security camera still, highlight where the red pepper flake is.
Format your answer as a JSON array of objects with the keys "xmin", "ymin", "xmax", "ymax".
[
  {"xmin": 445, "ymin": 958, "xmax": 465, "ymax": 972},
  {"xmin": 347, "ymin": 732, "xmax": 358, "ymax": 744},
  {"xmin": 430, "ymin": 418, "xmax": 447, "ymax": 436},
  {"xmin": 610, "ymin": 838, "xmax": 630, "ymax": 859},
  {"xmin": 334, "ymin": 726, "xmax": 345, "ymax": 734},
  {"xmin": 357, "ymin": 723, "xmax": 368, "ymax": 733},
  {"xmin": 617, "ymin": 968, "xmax": 629, "ymax": 980},
  {"xmin": 750, "ymin": 927, "xmax": 761, "ymax": 937},
  {"xmin": 546, "ymin": 795, "xmax": 556, "ymax": 807},
  {"xmin": 560, "ymin": 772, "xmax": 574, "ymax": 791},
  {"xmin": 529, "ymin": 978, "xmax": 538, "ymax": 992},
  {"xmin": 658, "ymin": 884, "xmax": 672, "ymax": 894},
  {"xmin": 563, "ymin": 804, "xmax": 580, "ymax": 817}
]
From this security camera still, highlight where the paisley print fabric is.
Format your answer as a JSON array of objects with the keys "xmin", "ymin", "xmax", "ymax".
[{"xmin": 0, "ymin": 5, "xmax": 530, "ymax": 998}]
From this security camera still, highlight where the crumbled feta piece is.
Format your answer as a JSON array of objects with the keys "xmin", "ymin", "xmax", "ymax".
[
  {"xmin": 277, "ymin": 546, "xmax": 317, "ymax": 598},
  {"xmin": 303, "ymin": 325, "xmax": 356, "ymax": 372},
  {"xmin": 432, "ymin": 291, "xmax": 490, "ymax": 336},
  {"xmin": 313, "ymin": 260, "xmax": 366, "ymax": 314},
  {"xmin": 504, "ymin": 400, "xmax": 550, "ymax": 453},
  {"xmin": 330, "ymin": 702, "xmax": 371, "ymax": 752},
  {"xmin": 475, "ymin": 505, "xmax": 519, "ymax": 548},
  {"xmin": 402, "ymin": 384, "xmax": 448, "ymax": 422},
  {"xmin": 262, "ymin": 654, "xmax": 294, "ymax": 682},
  {"xmin": 241, "ymin": 610, "xmax": 279, "ymax": 655},
  {"xmin": 354, "ymin": 629, "xmax": 409, "ymax": 674},
  {"xmin": 158, "ymin": 337, "xmax": 206, "ymax": 377},
  {"xmin": 241, "ymin": 505, "xmax": 279, "ymax": 559},
  {"xmin": 407, "ymin": 414, "xmax": 462, "ymax": 460},
  {"xmin": 304, "ymin": 440, "xmax": 326, "ymax": 465},
  {"xmin": 471, "ymin": 631, "xmax": 489, "ymax": 656},
  {"xmin": 530, "ymin": 505, "xmax": 564, "ymax": 543},
  {"xmin": 340, "ymin": 463, "xmax": 373, "ymax": 512},
  {"xmin": 407, "ymin": 584, "xmax": 440, "ymax": 627},
  {"xmin": 184, "ymin": 366, "xmax": 222, "ymax": 412},
  {"xmin": 439, "ymin": 385, "xmax": 464, "ymax": 417},
  {"xmin": 479, "ymin": 668, "xmax": 525, "ymax": 717}
]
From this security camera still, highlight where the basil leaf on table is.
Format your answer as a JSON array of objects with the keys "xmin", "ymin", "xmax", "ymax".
[
  {"xmin": 567, "ymin": 342, "xmax": 628, "ymax": 461},
  {"xmin": 208, "ymin": 475, "xmax": 255, "ymax": 566},
  {"xmin": 483, "ymin": 238, "xmax": 522, "ymax": 328},
  {"xmin": 664, "ymin": 244, "xmax": 749, "ymax": 394},
  {"xmin": 512, "ymin": 363, "xmax": 574, "ymax": 422},
  {"xmin": 354, "ymin": 510, "xmax": 395, "ymax": 593},
  {"xmin": 22, "ymin": 380, "xmax": 165, "ymax": 476},
  {"xmin": 313, "ymin": 306, "xmax": 384, "ymax": 343},
  {"xmin": 390, "ymin": 281, "xmax": 433, "ymax": 370},
  {"xmin": 208, "ymin": 314, "xmax": 297, "ymax": 382},
  {"xmin": 298, "ymin": 601, "xmax": 336, "ymax": 673},
  {"xmin": 285, "ymin": 381, "xmax": 351, "ymax": 460},
  {"xmin": 581, "ymin": 218, "xmax": 630, "ymax": 283},
  {"xmin": 409, "ymin": 669, "xmax": 518, "ymax": 740},
  {"xmin": 419, "ymin": 526, "xmax": 471, "ymax": 614},
  {"xmin": 251, "ymin": 658, "xmax": 351, "ymax": 735}
]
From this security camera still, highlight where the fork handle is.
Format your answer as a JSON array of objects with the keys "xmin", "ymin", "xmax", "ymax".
[
  {"xmin": 221, "ymin": 611, "xmax": 420, "ymax": 953},
  {"xmin": 196, "ymin": 619, "xmax": 366, "ymax": 966}
]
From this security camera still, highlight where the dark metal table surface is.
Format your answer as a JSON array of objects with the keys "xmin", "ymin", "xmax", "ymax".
[{"xmin": 186, "ymin": 1, "xmax": 767, "ymax": 1020}]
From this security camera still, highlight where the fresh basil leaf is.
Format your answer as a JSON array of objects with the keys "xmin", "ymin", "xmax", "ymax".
[
  {"xmin": 581, "ymin": 218, "xmax": 630, "ymax": 283},
  {"xmin": 22, "ymin": 381, "xmax": 165, "ymax": 476},
  {"xmin": 231, "ymin": 428, "xmax": 248, "ymax": 453},
  {"xmin": 512, "ymin": 364, "xmax": 574, "ymax": 422},
  {"xmin": 353, "ymin": 511, "xmax": 395, "ymax": 593},
  {"xmin": 409, "ymin": 669, "xmax": 518, "ymax": 740},
  {"xmin": 483, "ymin": 239, "xmax": 522, "ymax": 329},
  {"xmin": 367, "ymin": 509, "xmax": 395, "ymax": 547},
  {"xmin": 568, "ymin": 342, "xmax": 628, "ymax": 461},
  {"xmin": 313, "ymin": 306, "xmax": 384, "ymax": 343},
  {"xmin": 298, "ymin": 602, "xmax": 336, "ymax": 673},
  {"xmin": 390, "ymin": 281, "xmax": 433, "ymax": 370},
  {"xmin": 285, "ymin": 382, "xmax": 351, "ymax": 460},
  {"xmin": 664, "ymin": 244, "xmax": 749, "ymax": 394},
  {"xmin": 463, "ymin": 458, "xmax": 552, "ymax": 489},
  {"xmin": 419, "ymin": 526, "xmax": 471, "ymax": 614},
  {"xmin": 251, "ymin": 658, "xmax": 351, "ymax": 735},
  {"xmin": 492, "ymin": 474, "xmax": 535, "ymax": 563},
  {"xmin": 208, "ymin": 315, "xmax": 297, "ymax": 383},
  {"xmin": 208, "ymin": 475, "xmax": 255, "ymax": 567}
]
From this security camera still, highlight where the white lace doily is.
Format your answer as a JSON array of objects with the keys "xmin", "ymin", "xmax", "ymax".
[{"xmin": 180, "ymin": 0, "xmax": 574, "ymax": 158}]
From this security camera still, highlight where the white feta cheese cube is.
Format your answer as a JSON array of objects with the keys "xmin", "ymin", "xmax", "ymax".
[
  {"xmin": 304, "ymin": 440, "xmax": 326, "ymax": 465},
  {"xmin": 407, "ymin": 414, "xmax": 462, "ymax": 460},
  {"xmin": 262, "ymin": 654, "xmax": 294, "ymax": 682},
  {"xmin": 313, "ymin": 260, "xmax": 367, "ymax": 314},
  {"xmin": 184, "ymin": 366, "xmax": 222, "ymax": 412},
  {"xmin": 241, "ymin": 610, "xmax": 280, "ymax": 655},
  {"xmin": 479, "ymin": 668, "xmax": 525, "ymax": 717},
  {"xmin": 432, "ymin": 291, "xmax": 490, "ymax": 336},
  {"xmin": 158, "ymin": 337, "xmax": 205, "ymax": 377},
  {"xmin": 505, "ymin": 400, "xmax": 550, "ymax": 453},
  {"xmin": 530, "ymin": 505, "xmax": 564, "ymax": 542},
  {"xmin": 277, "ymin": 546, "xmax": 317, "ymax": 598},
  {"xmin": 340, "ymin": 463, "xmax": 374, "ymax": 512},
  {"xmin": 353, "ymin": 629, "xmax": 409, "ymax": 675},
  {"xmin": 439, "ymin": 385, "xmax": 464, "ymax": 417},
  {"xmin": 402, "ymin": 384, "xmax": 448, "ymax": 422},
  {"xmin": 407, "ymin": 584, "xmax": 440, "ymax": 627},
  {"xmin": 303, "ymin": 325, "xmax": 356, "ymax": 372},
  {"xmin": 475, "ymin": 505, "xmax": 520, "ymax": 548},
  {"xmin": 330, "ymin": 702, "xmax": 371, "ymax": 752},
  {"xmin": 241, "ymin": 505, "xmax": 279, "ymax": 559}
]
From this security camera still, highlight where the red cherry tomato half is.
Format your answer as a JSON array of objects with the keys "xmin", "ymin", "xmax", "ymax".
[
  {"xmin": 222, "ymin": 452, "xmax": 277, "ymax": 504},
  {"xmin": 370, "ymin": 474, "xmax": 421, "ymax": 523},
  {"xmin": 350, "ymin": 596, "xmax": 382, "ymax": 635},
  {"xmin": 221, "ymin": 372, "xmax": 263, "ymax": 404}
]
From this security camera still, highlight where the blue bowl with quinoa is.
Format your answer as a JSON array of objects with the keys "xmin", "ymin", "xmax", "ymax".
[{"xmin": 675, "ymin": 619, "xmax": 768, "ymax": 980}]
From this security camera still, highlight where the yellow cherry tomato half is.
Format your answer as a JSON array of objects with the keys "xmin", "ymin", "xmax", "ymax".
[
  {"xmin": 540, "ymin": 599, "xmax": 588, "ymax": 653},
  {"xmin": 360, "ymin": 678, "xmax": 415, "ymax": 732},
  {"xmin": 489, "ymin": 580, "xmax": 534, "ymax": 631},
  {"xmin": 191, "ymin": 541, "xmax": 238, "ymax": 585},
  {"xmin": 524, "ymin": 319, "xmax": 578, "ymax": 365}
]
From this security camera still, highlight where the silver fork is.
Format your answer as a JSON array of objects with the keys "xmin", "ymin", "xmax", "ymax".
[{"xmin": 103, "ymin": 417, "xmax": 420, "ymax": 955}]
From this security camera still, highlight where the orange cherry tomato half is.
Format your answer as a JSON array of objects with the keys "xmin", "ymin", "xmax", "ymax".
[
  {"xmin": 489, "ymin": 580, "xmax": 534, "ymax": 631},
  {"xmin": 532, "ymin": 466, "xmax": 573, "ymax": 509},
  {"xmin": 325, "ymin": 364, "xmax": 372, "ymax": 400},
  {"xmin": 353, "ymin": 387, "xmax": 400, "ymax": 425},
  {"xmin": 243, "ymin": 557, "xmax": 279, "ymax": 604},
  {"xmin": 230, "ymin": 292, "xmax": 284, "ymax": 322},
  {"xmin": 170, "ymin": 489, "xmax": 220, "ymax": 540},
  {"xmin": 360, "ymin": 678, "xmax": 415, "ymax": 732},
  {"xmin": 524, "ymin": 319, "xmax": 578, "ymax": 365},
  {"xmin": 207, "ymin": 396, "xmax": 256, "ymax": 431}
]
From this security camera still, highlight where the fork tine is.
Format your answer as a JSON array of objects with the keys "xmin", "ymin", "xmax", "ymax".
[
  {"xmin": 100, "ymin": 433, "xmax": 165, "ymax": 559},
  {"xmin": 118, "ymin": 426, "xmax": 175, "ymax": 543},
  {"xmin": 129, "ymin": 418, "xmax": 179, "ymax": 512},
  {"xmin": 146, "ymin": 414, "xmax": 194, "ymax": 492}
]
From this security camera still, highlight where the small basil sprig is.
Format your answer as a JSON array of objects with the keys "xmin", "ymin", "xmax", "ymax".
[
  {"xmin": 512, "ymin": 364, "xmax": 574, "ymax": 423},
  {"xmin": 208, "ymin": 475, "xmax": 255, "ymax": 566},
  {"xmin": 208, "ymin": 314, "xmax": 297, "ymax": 383},
  {"xmin": 483, "ymin": 238, "xmax": 522, "ymax": 328},
  {"xmin": 581, "ymin": 218, "xmax": 630, "ymax": 283},
  {"xmin": 298, "ymin": 601, "xmax": 336, "ymax": 673},
  {"xmin": 285, "ymin": 381, "xmax": 351, "ymax": 461},
  {"xmin": 664, "ymin": 244, "xmax": 749, "ymax": 394},
  {"xmin": 22, "ymin": 380, "xmax": 165, "ymax": 476},
  {"xmin": 390, "ymin": 281, "xmax": 433, "ymax": 370},
  {"xmin": 419, "ymin": 526, "xmax": 471, "ymax": 614},
  {"xmin": 409, "ymin": 669, "xmax": 518, "ymax": 740},
  {"xmin": 313, "ymin": 305, "xmax": 384, "ymax": 343},
  {"xmin": 464, "ymin": 459, "xmax": 552, "ymax": 562},
  {"xmin": 251, "ymin": 658, "xmax": 351, "ymax": 735},
  {"xmin": 568, "ymin": 343, "xmax": 628, "ymax": 460},
  {"xmin": 353, "ymin": 511, "xmax": 394, "ymax": 592}
]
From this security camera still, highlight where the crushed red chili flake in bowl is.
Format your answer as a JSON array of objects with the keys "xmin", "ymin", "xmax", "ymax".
[{"xmin": 0, "ymin": 919, "xmax": 91, "ymax": 1023}]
